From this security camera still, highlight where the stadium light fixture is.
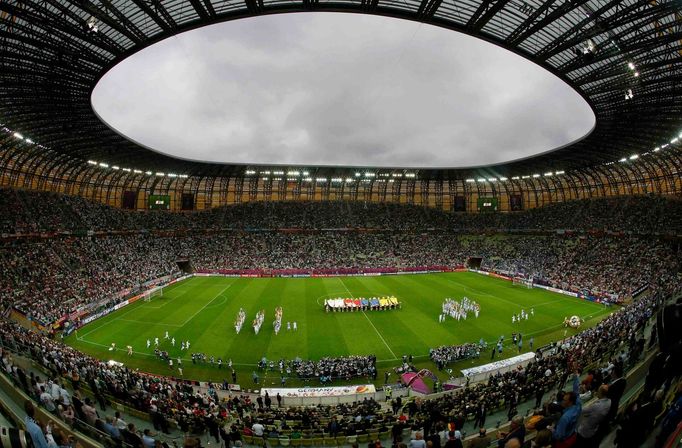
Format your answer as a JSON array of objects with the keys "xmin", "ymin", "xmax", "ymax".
[
  {"xmin": 155, "ymin": 172, "xmax": 165, "ymax": 176},
  {"xmin": 345, "ymin": 178, "xmax": 354, "ymax": 182},
  {"xmin": 388, "ymin": 179, "xmax": 395, "ymax": 183},
  {"xmin": 629, "ymin": 154, "xmax": 639, "ymax": 160},
  {"xmin": 532, "ymin": 174, "xmax": 540, "ymax": 178},
  {"xmin": 555, "ymin": 170, "xmax": 565, "ymax": 175},
  {"xmin": 316, "ymin": 177, "xmax": 327, "ymax": 182},
  {"xmin": 499, "ymin": 177, "xmax": 508, "ymax": 181},
  {"xmin": 671, "ymin": 137, "xmax": 679, "ymax": 144},
  {"xmin": 634, "ymin": 71, "xmax": 639, "ymax": 77},
  {"xmin": 511, "ymin": 176, "xmax": 520, "ymax": 180},
  {"xmin": 133, "ymin": 169, "xmax": 142, "ymax": 173},
  {"xmin": 405, "ymin": 173, "xmax": 416, "ymax": 178},
  {"xmin": 112, "ymin": 166, "xmax": 120, "ymax": 170},
  {"xmin": 653, "ymin": 147, "xmax": 660, "ymax": 152},
  {"xmin": 99, "ymin": 162, "xmax": 109, "ymax": 168},
  {"xmin": 465, "ymin": 179, "xmax": 475, "ymax": 183},
  {"xmin": 168, "ymin": 173, "xmax": 177, "ymax": 177},
  {"xmin": 273, "ymin": 171, "xmax": 284, "ymax": 175},
  {"xmin": 245, "ymin": 170, "xmax": 256, "ymax": 175},
  {"xmin": 123, "ymin": 168, "xmax": 131, "ymax": 172},
  {"xmin": 87, "ymin": 160, "xmax": 97, "ymax": 165},
  {"xmin": 662, "ymin": 144, "xmax": 669, "ymax": 148},
  {"xmin": 303, "ymin": 177, "xmax": 312, "ymax": 182},
  {"xmin": 86, "ymin": 16, "xmax": 99, "ymax": 33},
  {"xmin": 180, "ymin": 174, "xmax": 189, "ymax": 178},
  {"xmin": 522, "ymin": 175, "xmax": 530, "ymax": 179},
  {"xmin": 477, "ymin": 178, "xmax": 486, "ymax": 182},
  {"xmin": 628, "ymin": 62, "xmax": 635, "ymax": 70},
  {"xmin": 261, "ymin": 171, "xmax": 271, "ymax": 175},
  {"xmin": 287, "ymin": 171, "xmax": 300, "ymax": 176},
  {"xmin": 544, "ymin": 172, "xmax": 553, "ymax": 176},
  {"xmin": 619, "ymin": 158, "xmax": 627, "ymax": 162},
  {"xmin": 364, "ymin": 172, "xmax": 375, "ymax": 177},
  {"xmin": 145, "ymin": 171, "xmax": 152, "ymax": 175},
  {"xmin": 487, "ymin": 178, "xmax": 497, "ymax": 182},
  {"xmin": 262, "ymin": 177, "xmax": 269, "ymax": 180},
  {"xmin": 25, "ymin": 138, "xmax": 34, "ymax": 144},
  {"xmin": 13, "ymin": 132, "xmax": 23, "ymax": 139}
]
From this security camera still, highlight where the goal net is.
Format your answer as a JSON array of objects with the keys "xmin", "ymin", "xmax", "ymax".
[
  {"xmin": 512, "ymin": 277, "xmax": 533, "ymax": 289},
  {"xmin": 143, "ymin": 286, "xmax": 163, "ymax": 302}
]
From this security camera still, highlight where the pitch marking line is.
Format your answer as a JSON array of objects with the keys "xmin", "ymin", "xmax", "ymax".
[
  {"xmin": 143, "ymin": 281, "xmax": 195, "ymax": 308},
  {"xmin": 179, "ymin": 280, "xmax": 236, "ymax": 326},
  {"xmin": 74, "ymin": 338, "xmax": 258, "ymax": 366},
  {"xmin": 117, "ymin": 318, "xmax": 183, "ymax": 327},
  {"xmin": 338, "ymin": 278, "xmax": 397, "ymax": 359}
]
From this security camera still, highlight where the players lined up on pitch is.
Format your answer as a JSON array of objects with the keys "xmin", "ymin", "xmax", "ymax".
[
  {"xmin": 324, "ymin": 296, "xmax": 400, "ymax": 312},
  {"xmin": 145, "ymin": 331, "xmax": 191, "ymax": 351},
  {"xmin": 438, "ymin": 297, "xmax": 480, "ymax": 322},
  {"xmin": 512, "ymin": 308, "xmax": 534, "ymax": 323},
  {"xmin": 233, "ymin": 307, "xmax": 297, "ymax": 335}
]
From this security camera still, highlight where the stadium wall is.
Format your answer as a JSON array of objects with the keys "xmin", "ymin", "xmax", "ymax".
[{"xmin": 1, "ymin": 142, "xmax": 681, "ymax": 212}]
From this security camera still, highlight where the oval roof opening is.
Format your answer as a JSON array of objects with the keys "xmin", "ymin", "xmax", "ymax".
[{"xmin": 92, "ymin": 12, "xmax": 595, "ymax": 168}]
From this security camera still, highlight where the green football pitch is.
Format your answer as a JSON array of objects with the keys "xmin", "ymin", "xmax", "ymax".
[{"xmin": 65, "ymin": 272, "xmax": 613, "ymax": 387}]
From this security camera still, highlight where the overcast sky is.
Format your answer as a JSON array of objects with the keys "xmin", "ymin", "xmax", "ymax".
[{"xmin": 92, "ymin": 13, "xmax": 595, "ymax": 168}]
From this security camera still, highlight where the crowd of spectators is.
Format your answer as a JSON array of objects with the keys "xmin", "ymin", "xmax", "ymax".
[
  {"xmin": 1, "ymin": 228, "xmax": 677, "ymax": 324},
  {"xmin": 429, "ymin": 343, "xmax": 481, "ymax": 368},
  {"xmin": 0, "ymin": 279, "xmax": 674, "ymax": 447},
  {"xmin": 290, "ymin": 355, "xmax": 378, "ymax": 382},
  {"xmin": 1, "ymin": 188, "xmax": 681, "ymax": 234},
  {"xmin": 0, "ymin": 188, "xmax": 680, "ymax": 447}
]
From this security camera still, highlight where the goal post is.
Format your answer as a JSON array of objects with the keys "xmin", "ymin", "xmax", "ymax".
[
  {"xmin": 512, "ymin": 277, "xmax": 533, "ymax": 289},
  {"xmin": 143, "ymin": 286, "xmax": 163, "ymax": 302}
]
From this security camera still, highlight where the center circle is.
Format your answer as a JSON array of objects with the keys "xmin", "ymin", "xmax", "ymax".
[{"xmin": 92, "ymin": 12, "xmax": 595, "ymax": 168}]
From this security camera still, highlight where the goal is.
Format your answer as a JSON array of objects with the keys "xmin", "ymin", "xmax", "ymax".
[
  {"xmin": 512, "ymin": 277, "xmax": 533, "ymax": 289},
  {"xmin": 143, "ymin": 286, "xmax": 163, "ymax": 302}
]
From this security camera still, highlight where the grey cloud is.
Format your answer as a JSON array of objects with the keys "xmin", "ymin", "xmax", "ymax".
[{"xmin": 91, "ymin": 12, "xmax": 594, "ymax": 168}]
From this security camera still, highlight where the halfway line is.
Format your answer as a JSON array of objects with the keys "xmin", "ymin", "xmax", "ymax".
[{"xmin": 338, "ymin": 278, "xmax": 397, "ymax": 359}]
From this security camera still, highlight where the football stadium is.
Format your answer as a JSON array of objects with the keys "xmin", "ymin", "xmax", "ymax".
[{"xmin": 0, "ymin": 2, "xmax": 682, "ymax": 448}]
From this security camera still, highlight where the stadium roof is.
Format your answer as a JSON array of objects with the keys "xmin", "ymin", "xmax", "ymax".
[{"xmin": 0, "ymin": 0, "xmax": 681, "ymax": 180}]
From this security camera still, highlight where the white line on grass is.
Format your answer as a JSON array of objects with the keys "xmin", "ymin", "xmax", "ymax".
[
  {"xmin": 338, "ymin": 278, "xmax": 397, "ymax": 359},
  {"xmin": 74, "ymin": 338, "xmax": 258, "ymax": 366},
  {"xmin": 179, "ymin": 281, "xmax": 236, "ymax": 326},
  {"xmin": 117, "ymin": 318, "xmax": 183, "ymax": 327},
  {"xmin": 76, "ymin": 301, "xmax": 146, "ymax": 339}
]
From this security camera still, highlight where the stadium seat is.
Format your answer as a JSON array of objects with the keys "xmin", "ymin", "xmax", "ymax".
[
  {"xmin": 357, "ymin": 434, "xmax": 369, "ymax": 443},
  {"xmin": 345, "ymin": 435, "xmax": 357, "ymax": 444},
  {"xmin": 279, "ymin": 438, "xmax": 290, "ymax": 446},
  {"xmin": 267, "ymin": 438, "xmax": 279, "ymax": 446},
  {"xmin": 335, "ymin": 436, "xmax": 346, "ymax": 445},
  {"xmin": 290, "ymin": 439, "xmax": 302, "ymax": 447},
  {"xmin": 242, "ymin": 435, "xmax": 253, "ymax": 445},
  {"xmin": 311, "ymin": 437, "xmax": 324, "ymax": 446},
  {"xmin": 323, "ymin": 436, "xmax": 336, "ymax": 446}
]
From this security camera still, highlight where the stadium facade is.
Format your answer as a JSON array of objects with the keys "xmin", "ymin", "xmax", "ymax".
[{"xmin": 0, "ymin": 0, "xmax": 681, "ymax": 211}]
